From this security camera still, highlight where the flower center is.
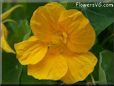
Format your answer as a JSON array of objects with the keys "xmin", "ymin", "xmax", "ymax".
[
  {"xmin": 48, "ymin": 32, "xmax": 68, "ymax": 48},
  {"xmin": 62, "ymin": 32, "xmax": 67, "ymax": 44}
]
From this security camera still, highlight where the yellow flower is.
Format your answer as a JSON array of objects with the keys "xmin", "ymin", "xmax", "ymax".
[
  {"xmin": 1, "ymin": 5, "xmax": 22, "ymax": 53},
  {"xmin": 14, "ymin": 2, "xmax": 97, "ymax": 84}
]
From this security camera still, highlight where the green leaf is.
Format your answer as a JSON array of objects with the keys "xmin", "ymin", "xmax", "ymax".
[
  {"xmin": 23, "ymin": 30, "xmax": 31, "ymax": 40},
  {"xmin": 99, "ymin": 52, "xmax": 107, "ymax": 84},
  {"xmin": 2, "ymin": 52, "xmax": 21, "ymax": 84},
  {"xmin": 13, "ymin": 19, "xmax": 32, "ymax": 41},
  {"xmin": 22, "ymin": 21, "xmax": 32, "ymax": 40},
  {"xmin": 7, "ymin": 19, "xmax": 32, "ymax": 48},
  {"xmin": 99, "ymin": 50, "xmax": 114, "ymax": 84}
]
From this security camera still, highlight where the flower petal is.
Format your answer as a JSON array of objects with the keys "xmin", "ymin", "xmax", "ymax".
[
  {"xmin": 1, "ymin": 24, "xmax": 15, "ymax": 53},
  {"xmin": 28, "ymin": 49, "xmax": 68, "ymax": 80},
  {"xmin": 30, "ymin": 2, "xmax": 65, "ymax": 42},
  {"xmin": 61, "ymin": 52, "xmax": 97, "ymax": 84},
  {"xmin": 59, "ymin": 10, "xmax": 96, "ymax": 53},
  {"xmin": 14, "ymin": 36, "xmax": 48, "ymax": 65}
]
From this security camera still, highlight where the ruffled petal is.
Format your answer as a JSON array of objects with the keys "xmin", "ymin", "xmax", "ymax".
[
  {"xmin": 14, "ymin": 36, "xmax": 48, "ymax": 65},
  {"xmin": 1, "ymin": 24, "xmax": 15, "ymax": 53},
  {"xmin": 30, "ymin": 2, "xmax": 65, "ymax": 42},
  {"xmin": 59, "ymin": 10, "xmax": 96, "ymax": 53},
  {"xmin": 28, "ymin": 49, "xmax": 68, "ymax": 80},
  {"xmin": 61, "ymin": 52, "xmax": 97, "ymax": 84}
]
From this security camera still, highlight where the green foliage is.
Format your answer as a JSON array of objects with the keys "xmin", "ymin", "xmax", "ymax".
[
  {"xmin": 2, "ymin": 52, "xmax": 21, "ymax": 84},
  {"xmin": 2, "ymin": 2, "xmax": 114, "ymax": 85},
  {"xmin": 99, "ymin": 50, "xmax": 114, "ymax": 84},
  {"xmin": 99, "ymin": 51, "xmax": 107, "ymax": 84}
]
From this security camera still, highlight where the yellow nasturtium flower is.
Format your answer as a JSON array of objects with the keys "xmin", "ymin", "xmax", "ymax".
[
  {"xmin": 14, "ymin": 2, "xmax": 97, "ymax": 84},
  {"xmin": 1, "ymin": 5, "xmax": 22, "ymax": 53}
]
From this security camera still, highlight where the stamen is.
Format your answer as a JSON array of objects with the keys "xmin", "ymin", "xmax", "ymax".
[{"xmin": 62, "ymin": 32, "xmax": 67, "ymax": 44}]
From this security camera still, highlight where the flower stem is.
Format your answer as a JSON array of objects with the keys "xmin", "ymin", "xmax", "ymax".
[{"xmin": 90, "ymin": 74, "xmax": 96, "ymax": 85}]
